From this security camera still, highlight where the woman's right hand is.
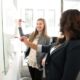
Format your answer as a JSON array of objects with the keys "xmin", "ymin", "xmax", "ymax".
[
  {"xmin": 20, "ymin": 36, "xmax": 29, "ymax": 43},
  {"xmin": 16, "ymin": 19, "xmax": 22, "ymax": 27},
  {"xmin": 18, "ymin": 19, "xmax": 22, "ymax": 27},
  {"xmin": 20, "ymin": 36, "xmax": 37, "ymax": 50}
]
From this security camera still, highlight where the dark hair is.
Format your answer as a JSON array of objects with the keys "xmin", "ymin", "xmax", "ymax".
[{"xmin": 60, "ymin": 9, "xmax": 80, "ymax": 40}]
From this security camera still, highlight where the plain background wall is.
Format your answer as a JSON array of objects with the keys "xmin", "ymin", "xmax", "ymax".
[{"xmin": 0, "ymin": 0, "xmax": 5, "ymax": 79}]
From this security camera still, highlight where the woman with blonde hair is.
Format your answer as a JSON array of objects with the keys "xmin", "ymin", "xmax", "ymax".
[{"xmin": 18, "ymin": 18, "xmax": 50, "ymax": 80}]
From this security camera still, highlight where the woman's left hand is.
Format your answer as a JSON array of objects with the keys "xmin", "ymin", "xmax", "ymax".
[{"xmin": 41, "ymin": 57, "xmax": 46, "ymax": 67}]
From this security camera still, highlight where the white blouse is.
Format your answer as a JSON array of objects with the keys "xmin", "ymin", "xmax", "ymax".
[{"xmin": 28, "ymin": 37, "xmax": 39, "ymax": 69}]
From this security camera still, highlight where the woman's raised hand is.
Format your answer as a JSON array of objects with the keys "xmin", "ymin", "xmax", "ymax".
[
  {"xmin": 17, "ymin": 19, "xmax": 25, "ymax": 27},
  {"xmin": 18, "ymin": 19, "xmax": 22, "ymax": 27}
]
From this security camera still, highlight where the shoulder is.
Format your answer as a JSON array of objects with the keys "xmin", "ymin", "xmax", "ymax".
[
  {"xmin": 67, "ymin": 40, "xmax": 80, "ymax": 50},
  {"xmin": 43, "ymin": 35, "xmax": 50, "ymax": 43},
  {"xmin": 45, "ymin": 35, "xmax": 50, "ymax": 40},
  {"xmin": 57, "ymin": 40, "xmax": 80, "ymax": 55},
  {"xmin": 65, "ymin": 40, "xmax": 80, "ymax": 57},
  {"xmin": 40, "ymin": 35, "xmax": 50, "ymax": 41}
]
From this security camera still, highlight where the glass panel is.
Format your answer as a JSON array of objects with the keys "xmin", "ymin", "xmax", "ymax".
[
  {"xmin": 45, "ymin": 9, "xmax": 55, "ymax": 36},
  {"xmin": 24, "ymin": 9, "xmax": 33, "ymax": 34},
  {"xmin": 2, "ymin": 0, "xmax": 19, "ymax": 74},
  {"xmin": 25, "ymin": 9, "xmax": 33, "ymax": 28},
  {"xmin": 63, "ymin": 0, "xmax": 80, "ymax": 11},
  {"xmin": 0, "ymin": 0, "xmax": 5, "ymax": 77}
]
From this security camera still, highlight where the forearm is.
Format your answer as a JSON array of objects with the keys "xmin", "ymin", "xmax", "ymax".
[
  {"xmin": 23, "ymin": 40, "xmax": 50, "ymax": 53},
  {"xmin": 21, "ymin": 36, "xmax": 51, "ymax": 53},
  {"xmin": 23, "ymin": 38, "xmax": 37, "ymax": 50}
]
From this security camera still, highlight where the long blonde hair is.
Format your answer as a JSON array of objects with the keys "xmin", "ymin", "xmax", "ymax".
[{"xmin": 30, "ymin": 18, "xmax": 48, "ymax": 41}]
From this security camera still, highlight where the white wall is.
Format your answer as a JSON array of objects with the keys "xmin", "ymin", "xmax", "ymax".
[
  {"xmin": 63, "ymin": 0, "xmax": 80, "ymax": 11},
  {"xmin": 17, "ymin": 0, "xmax": 61, "ymax": 37},
  {"xmin": 0, "ymin": 0, "xmax": 5, "ymax": 79},
  {"xmin": 17, "ymin": 0, "xmax": 58, "ymax": 9}
]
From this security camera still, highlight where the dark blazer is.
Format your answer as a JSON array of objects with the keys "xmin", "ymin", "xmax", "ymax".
[{"xmin": 42, "ymin": 40, "xmax": 80, "ymax": 80}]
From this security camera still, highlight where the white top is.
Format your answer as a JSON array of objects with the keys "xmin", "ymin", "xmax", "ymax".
[{"xmin": 28, "ymin": 37, "xmax": 39, "ymax": 69}]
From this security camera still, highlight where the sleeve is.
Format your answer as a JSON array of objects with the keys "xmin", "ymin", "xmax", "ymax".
[
  {"xmin": 18, "ymin": 27, "xmax": 24, "ymax": 36},
  {"xmin": 37, "ymin": 44, "xmax": 51, "ymax": 53},
  {"xmin": 61, "ymin": 45, "xmax": 80, "ymax": 80},
  {"xmin": 18, "ymin": 27, "xmax": 30, "ymax": 37}
]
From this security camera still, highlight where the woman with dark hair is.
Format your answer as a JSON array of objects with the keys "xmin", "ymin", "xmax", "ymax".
[{"xmin": 20, "ymin": 9, "xmax": 80, "ymax": 80}]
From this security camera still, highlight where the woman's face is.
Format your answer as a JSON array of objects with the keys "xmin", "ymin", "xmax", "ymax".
[{"xmin": 36, "ymin": 20, "xmax": 45, "ymax": 32}]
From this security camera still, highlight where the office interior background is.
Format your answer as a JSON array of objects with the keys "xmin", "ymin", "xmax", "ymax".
[{"xmin": 0, "ymin": 0, "xmax": 80, "ymax": 80}]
